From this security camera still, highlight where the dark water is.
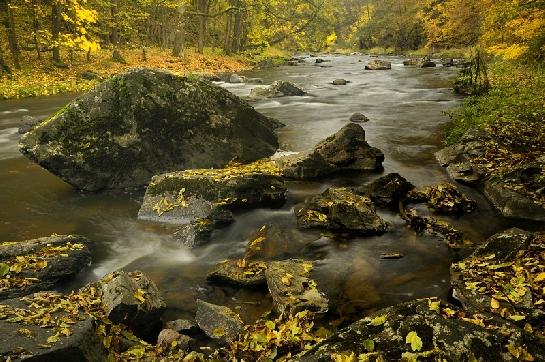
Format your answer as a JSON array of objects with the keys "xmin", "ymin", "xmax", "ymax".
[{"xmin": 0, "ymin": 55, "xmax": 537, "ymax": 325}]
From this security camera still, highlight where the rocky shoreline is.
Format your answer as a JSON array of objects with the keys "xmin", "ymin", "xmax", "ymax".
[{"xmin": 2, "ymin": 66, "xmax": 544, "ymax": 360}]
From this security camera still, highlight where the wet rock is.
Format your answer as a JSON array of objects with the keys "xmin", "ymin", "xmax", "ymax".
[
  {"xmin": 451, "ymin": 229, "xmax": 544, "ymax": 323},
  {"xmin": 286, "ymin": 60, "xmax": 299, "ymax": 66},
  {"xmin": 19, "ymin": 68, "xmax": 281, "ymax": 191},
  {"xmin": 229, "ymin": 73, "xmax": 246, "ymax": 83},
  {"xmin": 265, "ymin": 260, "xmax": 328, "ymax": 314},
  {"xmin": 99, "ymin": 271, "xmax": 166, "ymax": 342},
  {"xmin": 332, "ymin": 79, "xmax": 348, "ymax": 85},
  {"xmin": 202, "ymin": 74, "xmax": 221, "ymax": 82},
  {"xmin": 380, "ymin": 252, "xmax": 404, "ymax": 259},
  {"xmin": 435, "ymin": 144, "xmax": 466, "ymax": 167},
  {"xmin": 157, "ymin": 329, "xmax": 192, "ymax": 350},
  {"xmin": 138, "ymin": 160, "xmax": 286, "ymax": 226},
  {"xmin": 354, "ymin": 173, "xmax": 415, "ymax": 209},
  {"xmin": 446, "ymin": 162, "xmax": 482, "ymax": 185},
  {"xmin": 18, "ymin": 115, "xmax": 44, "ymax": 135},
  {"xmin": 247, "ymin": 78, "xmax": 264, "ymax": 84},
  {"xmin": 195, "ymin": 300, "xmax": 244, "ymax": 344},
  {"xmin": 315, "ymin": 58, "xmax": 328, "ymax": 64},
  {"xmin": 207, "ymin": 259, "xmax": 267, "ymax": 287},
  {"xmin": 249, "ymin": 80, "xmax": 307, "ymax": 98},
  {"xmin": 164, "ymin": 319, "xmax": 198, "ymax": 335},
  {"xmin": 0, "ymin": 235, "xmax": 91, "ymax": 301},
  {"xmin": 442, "ymin": 58, "xmax": 455, "ymax": 67},
  {"xmin": 173, "ymin": 211, "xmax": 233, "ymax": 248},
  {"xmin": 297, "ymin": 187, "xmax": 388, "ymax": 235},
  {"xmin": 299, "ymin": 298, "xmax": 545, "ymax": 361},
  {"xmin": 403, "ymin": 59, "xmax": 419, "ymax": 66},
  {"xmin": 275, "ymin": 124, "xmax": 384, "ymax": 179},
  {"xmin": 349, "ymin": 113, "xmax": 369, "ymax": 123},
  {"xmin": 408, "ymin": 183, "xmax": 476, "ymax": 215},
  {"xmin": 484, "ymin": 181, "xmax": 545, "ymax": 221},
  {"xmin": 365, "ymin": 60, "xmax": 391, "ymax": 70},
  {"xmin": 418, "ymin": 60, "xmax": 437, "ymax": 68},
  {"xmin": 0, "ymin": 293, "xmax": 107, "ymax": 361},
  {"xmin": 243, "ymin": 224, "xmax": 312, "ymax": 261}
]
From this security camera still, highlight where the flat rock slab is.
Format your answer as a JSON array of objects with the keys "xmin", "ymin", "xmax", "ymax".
[
  {"xmin": 484, "ymin": 181, "xmax": 545, "ymax": 221},
  {"xmin": 265, "ymin": 260, "xmax": 328, "ymax": 315},
  {"xmin": 300, "ymin": 298, "xmax": 545, "ymax": 361},
  {"xmin": 0, "ymin": 293, "xmax": 106, "ymax": 361},
  {"xmin": 195, "ymin": 300, "xmax": 244, "ymax": 344},
  {"xmin": 98, "ymin": 270, "xmax": 166, "ymax": 342},
  {"xmin": 0, "ymin": 235, "xmax": 91, "ymax": 301},
  {"xmin": 138, "ymin": 160, "xmax": 286, "ymax": 225},
  {"xmin": 275, "ymin": 124, "xmax": 384, "ymax": 179},
  {"xmin": 19, "ymin": 68, "xmax": 281, "ymax": 191},
  {"xmin": 207, "ymin": 259, "xmax": 267, "ymax": 287},
  {"xmin": 297, "ymin": 187, "xmax": 388, "ymax": 235}
]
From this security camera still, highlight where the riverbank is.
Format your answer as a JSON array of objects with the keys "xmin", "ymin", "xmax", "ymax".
[
  {"xmin": 0, "ymin": 47, "xmax": 290, "ymax": 100},
  {"xmin": 442, "ymin": 61, "xmax": 545, "ymax": 209}
]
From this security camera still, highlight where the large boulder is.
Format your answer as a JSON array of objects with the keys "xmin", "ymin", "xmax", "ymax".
[
  {"xmin": 297, "ymin": 188, "xmax": 388, "ymax": 235},
  {"xmin": 0, "ymin": 292, "xmax": 107, "ymax": 361},
  {"xmin": 265, "ymin": 260, "xmax": 328, "ymax": 315},
  {"xmin": 275, "ymin": 124, "xmax": 384, "ymax": 179},
  {"xmin": 451, "ymin": 229, "xmax": 545, "ymax": 323},
  {"xmin": 98, "ymin": 271, "xmax": 166, "ymax": 342},
  {"xmin": 0, "ymin": 235, "xmax": 91, "ymax": 301},
  {"xmin": 195, "ymin": 300, "xmax": 244, "ymax": 344},
  {"xmin": 249, "ymin": 81, "xmax": 307, "ymax": 98},
  {"xmin": 138, "ymin": 160, "xmax": 287, "ymax": 247},
  {"xmin": 354, "ymin": 173, "xmax": 414, "ymax": 209},
  {"xmin": 365, "ymin": 60, "xmax": 391, "ymax": 70},
  {"xmin": 484, "ymin": 181, "xmax": 545, "ymax": 221},
  {"xmin": 299, "ymin": 298, "xmax": 545, "ymax": 361},
  {"xmin": 19, "ymin": 68, "xmax": 282, "ymax": 191}
]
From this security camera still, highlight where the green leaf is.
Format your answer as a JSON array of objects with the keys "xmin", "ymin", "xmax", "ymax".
[
  {"xmin": 406, "ymin": 331, "xmax": 423, "ymax": 352},
  {"xmin": 369, "ymin": 314, "xmax": 387, "ymax": 326},
  {"xmin": 0, "ymin": 263, "xmax": 9, "ymax": 277},
  {"xmin": 363, "ymin": 339, "xmax": 375, "ymax": 352}
]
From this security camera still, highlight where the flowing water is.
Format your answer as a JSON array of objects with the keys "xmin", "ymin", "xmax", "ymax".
[{"xmin": 0, "ymin": 55, "xmax": 540, "ymax": 325}]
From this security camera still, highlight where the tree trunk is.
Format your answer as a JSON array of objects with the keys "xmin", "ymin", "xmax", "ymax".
[
  {"xmin": 232, "ymin": 9, "xmax": 242, "ymax": 53},
  {"xmin": 197, "ymin": 0, "xmax": 208, "ymax": 54},
  {"xmin": 51, "ymin": 2, "xmax": 62, "ymax": 64},
  {"xmin": 32, "ymin": 5, "xmax": 41, "ymax": 60},
  {"xmin": 224, "ymin": 12, "xmax": 232, "ymax": 54},
  {"xmin": 1, "ymin": 0, "xmax": 21, "ymax": 68},
  {"xmin": 0, "ymin": 44, "xmax": 11, "ymax": 74},
  {"xmin": 110, "ymin": 0, "xmax": 119, "ymax": 46}
]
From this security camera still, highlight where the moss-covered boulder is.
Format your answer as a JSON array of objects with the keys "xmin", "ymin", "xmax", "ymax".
[
  {"xmin": 19, "ymin": 68, "xmax": 282, "ymax": 191},
  {"xmin": 451, "ymin": 229, "xmax": 545, "ymax": 329},
  {"xmin": 299, "ymin": 298, "xmax": 545, "ymax": 361},
  {"xmin": 275, "ymin": 124, "xmax": 384, "ymax": 180},
  {"xmin": 296, "ymin": 188, "xmax": 388, "ymax": 235},
  {"xmin": 265, "ymin": 260, "xmax": 328, "ymax": 315},
  {"xmin": 0, "ymin": 235, "xmax": 91, "ymax": 301}
]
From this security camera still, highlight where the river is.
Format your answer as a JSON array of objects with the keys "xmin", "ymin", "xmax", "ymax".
[{"xmin": 0, "ymin": 55, "xmax": 534, "ymax": 325}]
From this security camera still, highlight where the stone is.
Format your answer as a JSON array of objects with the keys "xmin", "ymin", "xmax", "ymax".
[
  {"xmin": 195, "ymin": 300, "xmax": 244, "ymax": 344},
  {"xmin": 172, "ymin": 211, "xmax": 233, "ymax": 248},
  {"xmin": 229, "ymin": 73, "xmax": 246, "ymax": 83},
  {"xmin": 299, "ymin": 298, "xmax": 545, "ymax": 361},
  {"xmin": 434, "ymin": 144, "xmax": 466, "ymax": 167},
  {"xmin": 418, "ymin": 60, "xmax": 437, "ymax": 68},
  {"xmin": 296, "ymin": 187, "xmax": 388, "ymax": 235},
  {"xmin": 0, "ymin": 235, "xmax": 91, "ymax": 301},
  {"xmin": 249, "ymin": 81, "xmax": 307, "ymax": 98},
  {"xmin": 403, "ymin": 59, "xmax": 419, "ymax": 66},
  {"xmin": 246, "ymin": 78, "xmax": 264, "ymax": 84},
  {"xmin": 286, "ymin": 60, "xmax": 299, "ymax": 66},
  {"xmin": 332, "ymin": 79, "xmax": 348, "ymax": 85},
  {"xmin": 0, "ymin": 293, "xmax": 107, "ymax": 361},
  {"xmin": 446, "ymin": 162, "xmax": 481, "ymax": 184},
  {"xmin": 157, "ymin": 329, "xmax": 192, "ymax": 350},
  {"xmin": 98, "ymin": 271, "xmax": 166, "ymax": 342},
  {"xmin": 163, "ymin": 319, "xmax": 198, "ymax": 335},
  {"xmin": 275, "ymin": 124, "xmax": 384, "ymax": 179},
  {"xmin": 18, "ymin": 116, "xmax": 44, "ymax": 135},
  {"xmin": 207, "ymin": 259, "xmax": 267, "ymax": 287},
  {"xmin": 349, "ymin": 113, "xmax": 369, "ymax": 123},
  {"xmin": 19, "ymin": 68, "xmax": 281, "ymax": 191},
  {"xmin": 365, "ymin": 60, "xmax": 391, "ymax": 70},
  {"xmin": 442, "ymin": 58, "xmax": 455, "ymax": 67},
  {"xmin": 265, "ymin": 260, "xmax": 328, "ymax": 314},
  {"xmin": 484, "ymin": 181, "xmax": 545, "ymax": 221},
  {"xmin": 354, "ymin": 173, "xmax": 415, "ymax": 209},
  {"xmin": 138, "ymin": 160, "xmax": 287, "ymax": 226}
]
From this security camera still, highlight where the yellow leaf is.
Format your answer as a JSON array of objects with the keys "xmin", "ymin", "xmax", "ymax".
[
  {"xmin": 491, "ymin": 298, "xmax": 500, "ymax": 309},
  {"xmin": 405, "ymin": 331, "xmax": 423, "ymax": 352}
]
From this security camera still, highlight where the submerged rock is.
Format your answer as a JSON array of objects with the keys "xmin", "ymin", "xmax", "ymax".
[
  {"xmin": 195, "ymin": 300, "xmax": 244, "ymax": 344},
  {"xmin": 354, "ymin": 173, "xmax": 414, "ymax": 209},
  {"xmin": 0, "ymin": 292, "xmax": 107, "ymax": 361},
  {"xmin": 332, "ymin": 79, "xmax": 348, "ymax": 85},
  {"xmin": 19, "ymin": 68, "xmax": 281, "ymax": 191},
  {"xmin": 249, "ymin": 80, "xmax": 307, "ymax": 98},
  {"xmin": 365, "ymin": 60, "xmax": 391, "ymax": 70},
  {"xmin": 265, "ymin": 260, "xmax": 328, "ymax": 314},
  {"xmin": 275, "ymin": 124, "xmax": 384, "ymax": 179},
  {"xmin": 300, "ymin": 298, "xmax": 545, "ymax": 361},
  {"xmin": 0, "ymin": 235, "xmax": 91, "ymax": 301},
  {"xmin": 229, "ymin": 73, "xmax": 246, "ymax": 83},
  {"xmin": 98, "ymin": 271, "xmax": 166, "ymax": 342},
  {"xmin": 297, "ymin": 187, "xmax": 388, "ymax": 235}
]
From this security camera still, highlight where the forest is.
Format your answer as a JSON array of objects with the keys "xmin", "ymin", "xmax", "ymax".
[{"xmin": 1, "ymin": 0, "xmax": 545, "ymax": 361}]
